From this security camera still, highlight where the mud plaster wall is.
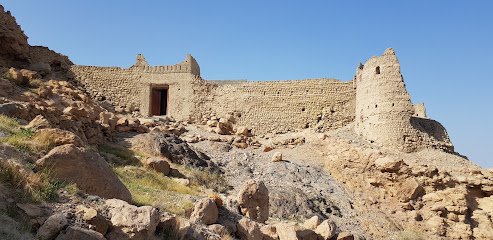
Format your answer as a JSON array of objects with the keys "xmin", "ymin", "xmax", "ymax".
[
  {"xmin": 69, "ymin": 57, "xmax": 355, "ymax": 135},
  {"xmin": 69, "ymin": 55, "xmax": 205, "ymax": 120},
  {"xmin": 355, "ymin": 48, "xmax": 453, "ymax": 152},
  {"xmin": 70, "ymin": 51, "xmax": 453, "ymax": 152},
  {"xmin": 205, "ymin": 79, "xmax": 355, "ymax": 135}
]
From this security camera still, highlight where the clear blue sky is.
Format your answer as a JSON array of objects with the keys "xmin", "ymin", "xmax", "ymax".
[{"xmin": 3, "ymin": 1, "xmax": 492, "ymax": 168}]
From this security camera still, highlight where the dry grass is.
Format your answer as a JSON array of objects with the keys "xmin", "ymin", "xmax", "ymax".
[
  {"xmin": 0, "ymin": 115, "xmax": 58, "ymax": 153},
  {"xmin": 98, "ymin": 143, "xmax": 141, "ymax": 166},
  {"xmin": 185, "ymin": 167, "xmax": 230, "ymax": 193},
  {"xmin": 113, "ymin": 166, "xmax": 199, "ymax": 215},
  {"xmin": 0, "ymin": 160, "xmax": 72, "ymax": 202}
]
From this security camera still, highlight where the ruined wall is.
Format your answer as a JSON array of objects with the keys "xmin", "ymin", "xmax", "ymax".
[
  {"xmin": 205, "ymin": 78, "xmax": 355, "ymax": 135},
  {"xmin": 355, "ymin": 48, "xmax": 453, "ymax": 152}
]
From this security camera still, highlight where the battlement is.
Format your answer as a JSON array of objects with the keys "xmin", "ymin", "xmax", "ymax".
[{"xmin": 129, "ymin": 54, "xmax": 200, "ymax": 75}]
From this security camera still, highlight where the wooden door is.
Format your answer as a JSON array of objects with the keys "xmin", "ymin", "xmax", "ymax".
[{"xmin": 151, "ymin": 89, "xmax": 161, "ymax": 116}]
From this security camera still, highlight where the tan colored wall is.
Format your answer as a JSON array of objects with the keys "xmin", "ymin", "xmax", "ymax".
[
  {"xmin": 70, "ymin": 50, "xmax": 453, "ymax": 152},
  {"xmin": 355, "ymin": 48, "xmax": 453, "ymax": 152},
  {"xmin": 69, "ymin": 54, "xmax": 205, "ymax": 120},
  {"xmin": 205, "ymin": 78, "xmax": 355, "ymax": 135}
]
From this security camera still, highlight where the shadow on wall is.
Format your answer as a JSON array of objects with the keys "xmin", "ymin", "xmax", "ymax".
[{"xmin": 411, "ymin": 117, "xmax": 454, "ymax": 152}]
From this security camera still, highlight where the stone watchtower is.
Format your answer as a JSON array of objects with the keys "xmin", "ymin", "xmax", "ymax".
[{"xmin": 355, "ymin": 48, "xmax": 419, "ymax": 152}]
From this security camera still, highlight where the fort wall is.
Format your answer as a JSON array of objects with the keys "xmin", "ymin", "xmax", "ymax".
[
  {"xmin": 206, "ymin": 79, "xmax": 355, "ymax": 134},
  {"xmin": 69, "ymin": 49, "xmax": 453, "ymax": 152}
]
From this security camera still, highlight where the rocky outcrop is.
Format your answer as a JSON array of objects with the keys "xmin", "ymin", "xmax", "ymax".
[
  {"xmin": 36, "ymin": 144, "xmax": 131, "ymax": 202},
  {"xmin": 0, "ymin": 5, "xmax": 30, "ymax": 67}
]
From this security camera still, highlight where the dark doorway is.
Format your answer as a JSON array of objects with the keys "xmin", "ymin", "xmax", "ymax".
[{"xmin": 151, "ymin": 88, "xmax": 168, "ymax": 116}]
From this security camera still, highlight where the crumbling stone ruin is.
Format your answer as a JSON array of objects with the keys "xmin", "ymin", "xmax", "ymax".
[{"xmin": 69, "ymin": 48, "xmax": 452, "ymax": 152}]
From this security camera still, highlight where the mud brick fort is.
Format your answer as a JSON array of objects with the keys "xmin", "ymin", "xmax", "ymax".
[{"xmin": 69, "ymin": 48, "xmax": 453, "ymax": 152}]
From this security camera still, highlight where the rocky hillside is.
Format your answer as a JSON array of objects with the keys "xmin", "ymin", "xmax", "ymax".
[{"xmin": 1, "ymin": 4, "xmax": 492, "ymax": 240}]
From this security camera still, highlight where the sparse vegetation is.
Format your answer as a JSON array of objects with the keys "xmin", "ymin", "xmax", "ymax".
[
  {"xmin": 98, "ymin": 143, "xmax": 141, "ymax": 166},
  {"xmin": 0, "ymin": 160, "xmax": 71, "ymax": 202},
  {"xmin": 186, "ymin": 167, "xmax": 230, "ymax": 193},
  {"xmin": 28, "ymin": 79, "xmax": 43, "ymax": 88},
  {"xmin": 114, "ymin": 166, "xmax": 199, "ymax": 215},
  {"xmin": 0, "ymin": 115, "xmax": 57, "ymax": 153}
]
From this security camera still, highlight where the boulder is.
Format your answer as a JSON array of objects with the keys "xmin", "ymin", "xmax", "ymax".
[
  {"xmin": 208, "ymin": 194, "xmax": 223, "ymax": 207},
  {"xmin": 374, "ymin": 157, "xmax": 403, "ymax": 172},
  {"xmin": 36, "ymin": 144, "xmax": 131, "ymax": 202},
  {"xmin": 155, "ymin": 212, "xmax": 178, "ymax": 237},
  {"xmin": 105, "ymin": 199, "xmax": 160, "ymax": 240},
  {"xmin": 236, "ymin": 218, "xmax": 263, "ymax": 240},
  {"xmin": 260, "ymin": 225, "xmax": 278, "ymax": 240},
  {"xmin": 116, "ymin": 117, "xmax": 128, "ymax": 126},
  {"xmin": 190, "ymin": 198, "xmax": 219, "ymax": 225},
  {"xmin": 276, "ymin": 222, "xmax": 298, "ymax": 240},
  {"xmin": 237, "ymin": 180, "xmax": 269, "ymax": 223},
  {"xmin": 179, "ymin": 221, "xmax": 222, "ymax": 240},
  {"xmin": 9, "ymin": 68, "xmax": 39, "ymax": 85},
  {"xmin": 16, "ymin": 203, "xmax": 43, "ymax": 218},
  {"xmin": 131, "ymin": 131, "xmax": 215, "ymax": 170},
  {"xmin": 303, "ymin": 216, "xmax": 321, "ymax": 230},
  {"xmin": 236, "ymin": 126, "xmax": 249, "ymax": 136},
  {"xmin": 35, "ymin": 128, "xmax": 84, "ymax": 147},
  {"xmin": 272, "ymin": 152, "xmax": 282, "ymax": 162},
  {"xmin": 62, "ymin": 107, "xmax": 88, "ymax": 119},
  {"xmin": 296, "ymin": 229, "xmax": 320, "ymax": 240},
  {"xmin": 37, "ymin": 214, "xmax": 68, "ymax": 240},
  {"xmin": 144, "ymin": 157, "xmax": 170, "ymax": 175},
  {"xmin": 0, "ymin": 78, "xmax": 13, "ymax": 96},
  {"xmin": 208, "ymin": 224, "xmax": 229, "ymax": 236},
  {"xmin": 0, "ymin": 102, "xmax": 30, "ymax": 120},
  {"xmin": 25, "ymin": 115, "xmax": 51, "ymax": 129},
  {"xmin": 82, "ymin": 208, "xmax": 108, "ymax": 235},
  {"xmin": 337, "ymin": 232, "xmax": 355, "ymax": 240},
  {"xmin": 397, "ymin": 179, "xmax": 424, "ymax": 202},
  {"xmin": 99, "ymin": 111, "xmax": 118, "ymax": 130},
  {"xmin": 314, "ymin": 220, "xmax": 336, "ymax": 240},
  {"xmin": 55, "ymin": 226, "xmax": 106, "ymax": 240}
]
